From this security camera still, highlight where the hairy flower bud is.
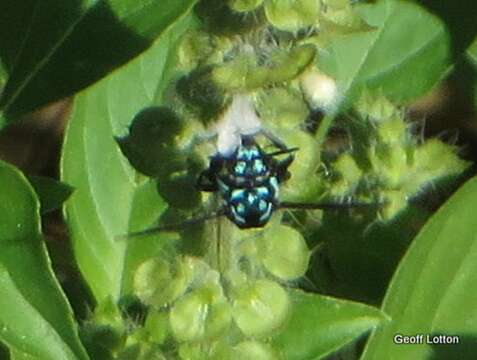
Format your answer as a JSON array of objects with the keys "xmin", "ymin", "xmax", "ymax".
[
  {"xmin": 265, "ymin": 0, "xmax": 321, "ymax": 32},
  {"xmin": 170, "ymin": 284, "xmax": 231, "ymax": 342},
  {"xmin": 260, "ymin": 224, "xmax": 310, "ymax": 280},
  {"xmin": 228, "ymin": 0, "xmax": 264, "ymax": 12},
  {"xmin": 232, "ymin": 279, "xmax": 289, "ymax": 336}
]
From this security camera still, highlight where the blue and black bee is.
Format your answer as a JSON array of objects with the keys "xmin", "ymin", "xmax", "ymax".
[{"xmin": 197, "ymin": 134, "xmax": 296, "ymax": 228}]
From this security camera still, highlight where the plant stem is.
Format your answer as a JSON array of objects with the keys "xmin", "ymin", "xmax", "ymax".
[{"xmin": 315, "ymin": 112, "xmax": 335, "ymax": 145}]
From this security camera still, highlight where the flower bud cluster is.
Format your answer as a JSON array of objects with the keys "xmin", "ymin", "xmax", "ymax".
[
  {"xmin": 169, "ymin": 0, "xmax": 367, "ymax": 125},
  {"xmin": 328, "ymin": 91, "xmax": 470, "ymax": 220},
  {"xmin": 106, "ymin": 1, "xmax": 469, "ymax": 358},
  {"xmin": 124, "ymin": 219, "xmax": 311, "ymax": 358}
]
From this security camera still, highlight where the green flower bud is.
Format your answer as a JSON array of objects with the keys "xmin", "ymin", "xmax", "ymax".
[
  {"xmin": 195, "ymin": 0, "xmax": 264, "ymax": 36},
  {"xmin": 256, "ymin": 88, "xmax": 308, "ymax": 129},
  {"xmin": 170, "ymin": 291, "xmax": 208, "ymax": 342},
  {"xmin": 223, "ymin": 269, "xmax": 249, "ymax": 289},
  {"xmin": 228, "ymin": 0, "xmax": 264, "ymax": 12},
  {"xmin": 232, "ymin": 279, "xmax": 289, "ymax": 337},
  {"xmin": 376, "ymin": 118, "xmax": 408, "ymax": 146},
  {"xmin": 320, "ymin": 1, "xmax": 368, "ymax": 32},
  {"xmin": 200, "ymin": 340, "xmax": 280, "ymax": 360},
  {"xmin": 370, "ymin": 145, "xmax": 409, "ymax": 189},
  {"xmin": 265, "ymin": 0, "xmax": 320, "ymax": 32},
  {"xmin": 80, "ymin": 324, "xmax": 125, "ymax": 358},
  {"xmin": 92, "ymin": 297, "xmax": 124, "ymax": 328},
  {"xmin": 355, "ymin": 90, "xmax": 400, "ymax": 122},
  {"xmin": 233, "ymin": 341, "xmax": 279, "ymax": 360},
  {"xmin": 177, "ymin": 31, "xmax": 216, "ymax": 71},
  {"xmin": 116, "ymin": 344, "xmax": 141, "ymax": 360},
  {"xmin": 178, "ymin": 30, "xmax": 233, "ymax": 72},
  {"xmin": 275, "ymin": 129, "xmax": 324, "ymax": 202},
  {"xmin": 330, "ymin": 153, "xmax": 363, "ymax": 196},
  {"xmin": 412, "ymin": 139, "xmax": 470, "ymax": 184},
  {"xmin": 368, "ymin": 120, "xmax": 470, "ymax": 220},
  {"xmin": 140, "ymin": 348, "xmax": 166, "ymax": 360},
  {"xmin": 133, "ymin": 256, "xmax": 209, "ymax": 307},
  {"xmin": 208, "ymin": 341, "xmax": 233, "ymax": 360},
  {"xmin": 259, "ymin": 224, "xmax": 310, "ymax": 280},
  {"xmin": 116, "ymin": 107, "xmax": 185, "ymax": 177},
  {"xmin": 176, "ymin": 66, "xmax": 226, "ymax": 124},
  {"xmin": 144, "ymin": 311, "xmax": 169, "ymax": 344},
  {"xmin": 267, "ymin": 45, "xmax": 317, "ymax": 84},
  {"xmin": 117, "ymin": 105, "xmax": 203, "ymax": 208},
  {"xmin": 80, "ymin": 297, "xmax": 126, "ymax": 356},
  {"xmin": 116, "ymin": 343, "xmax": 166, "ymax": 360},
  {"xmin": 321, "ymin": 0, "xmax": 348, "ymax": 9},
  {"xmin": 179, "ymin": 343, "xmax": 211, "ymax": 360},
  {"xmin": 211, "ymin": 53, "xmax": 258, "ymax": 91},
  {"xmin": 379, "ymin": 190, "xmax": 407, "ymax": 221},
  {"xmin": 170, "ymin": 284, "xmax": 232, "ymax": 342},
  {"xmin": 134, "ymin": 257, "xmax": 184, "ymax": 307},
  {"xmin": 212, "ymin": 45, "xmax": 316, "ymax": 91},
  {"xmin": 204, "ymin": 300, "xmax": 232, "ymax": 338}
]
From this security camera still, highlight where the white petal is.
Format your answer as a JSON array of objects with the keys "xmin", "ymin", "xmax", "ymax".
[
  {"xmin": 215, "ymin": 94, "xmax": 262, "ymax": 156},
  {"xmin": 217, "ymin": 129, "xmax": 241, "ymax": 157}
]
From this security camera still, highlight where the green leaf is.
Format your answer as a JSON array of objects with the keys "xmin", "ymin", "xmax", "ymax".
[
  {"xmin": 0, "ymin": 60, "xmax": 6, "ymax": 88},
  {"xmin": 308, "ymin": 206, "xmax": 431, "ymax": 304},
  {"xmin": 272, "ymin": 289, "xmax": 387, "ymax": 360},
  {"xmin": 418, "ymin": 0, "xmax": 477, "ymax": 61},
  {"xmin": 318, "ymin": 0, "xmax": 450, "ymax": 108},
  {"xmin": 0, "ymin": 0, "xmax": 197, "ymax": 123},
  {"xmin": 0, "ymin": 160, "xmax": 88, "ymax": 360},
  {"xmin": 468, "ymin": 37, "xmax": 477, "ymax": 66},
  {"xmin": 467, "ymin": 37, "xmax": 477, "ymax": 109},
  {"xmin": 27, "ymin": 175, "xmax": 74, "ymax": 214},
  {"xmin": 362, "ymin": 176, "xmax": 477, "ymax": 360},
  {"xmin": 10, "ymin": 348, "xmax": 39, "ymax": 360},
  {"xmin": 61, "ymin": 16, "xmax": 192, "ymax": 303}
]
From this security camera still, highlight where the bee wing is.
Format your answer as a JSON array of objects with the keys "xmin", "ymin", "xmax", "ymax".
[
  {"xmin": 278, "ymin": 201, "xmax": 381, "ymax": 210},
  {"xmin": 116, "ymin": 208, "xmax": 227, "ymax": 240}
]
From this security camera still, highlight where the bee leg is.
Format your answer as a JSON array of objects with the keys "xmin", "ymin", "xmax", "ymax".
[
  {"xmin": 259, "ymin": 129, "xmax": 297, "ymax": 181},
  {"xmin": 197, "ymin": 170, "xmax": 218, "ymax": 192},
  {"xmin": 275, "ymin": 155, "xmax": 294, "ymax": 182},
  {"xmin": 260, "ymin": 129, "xmax": 289, "ymax": 151},
  {"xmin": 196, "ymin": 156, "xmax": 223, "ymax": 192}
]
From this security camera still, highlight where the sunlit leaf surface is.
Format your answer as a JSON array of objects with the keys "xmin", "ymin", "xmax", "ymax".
[
  {"xmin": 362, "ymin": 176, "xmax": 477, "ymax": 360},
  {"xmin": 61, "ymin": 17, "xmax": 192, "ymax": 302},
  {"xmin": 318, "ymin": 0, "xmax": 450, "ymax": 108},
  {"xmin": 272, "ymin": 290, "xmax": 387, "ymax": 360},
  {"xmin": 0, "ymin": 161, "xmax": 88, "ymax": 360}
]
